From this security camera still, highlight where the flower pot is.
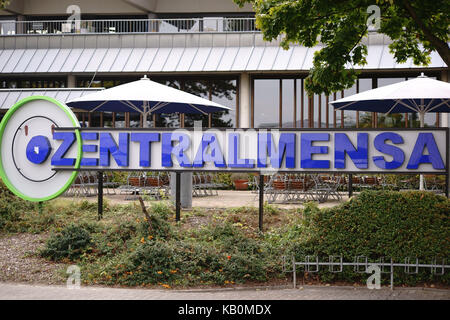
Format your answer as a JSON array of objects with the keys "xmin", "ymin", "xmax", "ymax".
[{"xmin": 233, "ymin": 179, "xmax": 248, "ymax": 190}]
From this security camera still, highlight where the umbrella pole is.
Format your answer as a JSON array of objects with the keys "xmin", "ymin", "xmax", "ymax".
[
  {"xmin": 419, "ymin": 112, "xmax": 425, "ymax": 191},
  {"xmin": 142, "ymin": 100, "xmax": 150, "ymax": 129},
  {"xmin": 143, "ymin": 112, "xmax": 149, "ymax": 128}
]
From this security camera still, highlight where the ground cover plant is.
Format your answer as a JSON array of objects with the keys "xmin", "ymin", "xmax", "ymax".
[{"xmin": 0, "ymin": 179, "xmax": 448, "ymax": 288}]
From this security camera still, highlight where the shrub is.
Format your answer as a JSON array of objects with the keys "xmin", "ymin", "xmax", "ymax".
[
  {"xmin": 93, "ymin": 219, "xmax": 139, "ymax": 257},
  {"xmin": 0, "ymin": 180, "xmax": 35, "ymax": 232},
  {"xmin": 40, "ymin": 224, "xmax": 92, "ymax": 261},
  {"xmin": 111, "ymin": 172, "xmax": 129, "ymax": 185},
  {"xmin": 149, "ymin": 202, "xmax": 172, "ymax": 220},
  {"xmin": 214, "ymin": 173, "xmax": 233, "ymax": 189},
  {"xmin": 142, "ymin": 202, "xmax": 174, "ymax": 239},
  {"xmin": 99, "ymin": 222, "xmax": 273, "ymax": 287},
  {"xmin": 78, "ymin": 200, "xmax": 98, "ymax": 212},
  {"xmin": 287, "ymin": 190, "xmax": 450, "ymax": 285}
]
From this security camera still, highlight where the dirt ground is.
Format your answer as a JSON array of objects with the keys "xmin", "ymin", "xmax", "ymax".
[{"xmin": 0, "ymin": 233, "xmax": 67, "ymax": 285}]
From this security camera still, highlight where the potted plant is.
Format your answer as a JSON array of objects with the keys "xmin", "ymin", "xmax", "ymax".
[{"xmin": 230, "ymin": 173, "xmax": 249, "ymax": 190}]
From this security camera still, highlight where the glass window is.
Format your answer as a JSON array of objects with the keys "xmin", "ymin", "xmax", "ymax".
[
  {"xmin": 183, "ymin": 79, "xmax": 209, "ymax": 128},
  {"xmin": 327, "ymin": 94, "xmax": 334, "ymax": 128},
  {"xmin": 0, "ymin": 78, "xmax": 66, "ymax": 89},
  {"xmin": 343, "ymin": 84, "xmax": 357, "ymax": 128},
  {"xmin": 211, "ymin": 79, "xmax": 236, "ymax": 128},
  {"xmin": 75, "ymin": 76, "xmax": 237, "ymax": 128},
  {"xmin": 329, "ymin": 92, "xmax": 338, "ymax": 128},
  {"xmin": 300, "ymin": 84, "xmax": 325, "ymax": 128},
  {"xmin": 312, "ymin": 93, "xmax": 328, "ymax": 128},
  {"xmin": 129, "ymin": 113, "xmax": 141, "ymax": 128},
  {"xmin": 254, "ymin": 79, "xmax": 279, "ymax": 128},
  {"xmin": 181, "ymin": 79, "xmax": 237, "ymax": 128},
  {"xmin": 102, "ymin": 112, "xmax": 114, "ymax": 128},
  {"xmin": 377, "ymin": 78, "xmax": 407, "ymax": 128},
  {"xmin": 154, "ymin": 114, "xmax": 180, "ymax": 128},
  {"xmin": 114, "ymin": 112, "xmax": 126, "ymax": 128},
  {"xmin": 282, "ymin": 79, "xmax": 294, "ymax": 127},
  {"xmin": 334, "ymin": 91, "xmax": 344, "ymax": 128},
  {"xmin": 295, "ymin": 79, "xmax": 304, "ymax": 128},
  {"xmin": 303, "ymin": 83, "xmax": 310, "ymax": 127},
  {"xmin": 313, "ymin": 94, "xmax": 319, "ymax": 128},
  {"xmin": 358, "ymin": 78, "xmax": 373, "ymax": 128}
]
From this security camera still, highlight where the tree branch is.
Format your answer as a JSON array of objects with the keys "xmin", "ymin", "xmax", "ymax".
[{"xmin": 401, "ymin": 0, "xmax": 450, "ymax": 66}]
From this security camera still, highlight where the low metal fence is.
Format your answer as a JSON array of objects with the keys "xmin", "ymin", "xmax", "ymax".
[
  {"xmin": 283, "ymin": 255, "xmax": 449, "ymax": 290},
  {"xmin": 0, "ymin": 17, "xmax": 258, "ymax": 35}
]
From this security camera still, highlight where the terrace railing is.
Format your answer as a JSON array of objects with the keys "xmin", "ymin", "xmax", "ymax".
[{"xmin": 0, "ymin": 17, "xmax": 258, "ymax": 36}]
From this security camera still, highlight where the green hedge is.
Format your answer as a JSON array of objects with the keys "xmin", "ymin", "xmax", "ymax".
[{"xmin": 287, "ymin": 190, "xmax": 450, "ymax": 285}]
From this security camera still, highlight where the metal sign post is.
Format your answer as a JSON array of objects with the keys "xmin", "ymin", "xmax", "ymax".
[
  {"xmin": 259, "ymin": 174, "xmax": 264, "ymax": 232},
  {"xmin": 348, "ymin": 174, "xmax": 353, "ymax": 198},
  {"xmin": 175, "ymin": 172, "xmax": 181, "ymax": 222},
  {"xmin": 97, "ymin": 171, "xmax": 103, "ymax": 220}
]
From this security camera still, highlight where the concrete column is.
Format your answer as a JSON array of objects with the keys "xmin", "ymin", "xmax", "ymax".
[
  {"xmin": 67, "ymin": 75, "xmax": 76, "ymax": 88},
  {"xmin": 16, "ymin": 15, "xmax": 25, "ymax": 35},
  {"xmin": 239, "ymin": 72, "xmax": 251, "ymax": 128},
  {"xmin": 148, "ymin": 13, "xmax": 158, "ymax": 32}
]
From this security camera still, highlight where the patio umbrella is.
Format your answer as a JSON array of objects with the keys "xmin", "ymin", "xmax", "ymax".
[
  {"xmin": 66, "ymin": 75, "xmax": 230, "ymax": 127},
  {"xmin": 67, "ymin": 75, "xmax": 230, "ymax": 210},
  {"xmin": 330, "ymin": 73, "xmax": 450, "ymax": 190},
  {"xmin": 330, "ymin": 73, "xmax": 450, "ymax": 126}
]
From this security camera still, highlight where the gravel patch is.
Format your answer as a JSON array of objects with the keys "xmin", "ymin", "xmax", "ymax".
[{"xmin": 0, "ymin": 233, "xmax": 67, "ymax": 285}]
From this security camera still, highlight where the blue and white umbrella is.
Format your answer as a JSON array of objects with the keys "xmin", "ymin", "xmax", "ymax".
[
  {"xmin": 330, "ymin": 73, "xmax": 450, "ymax": 191},
  {"xmin": 330, "ymin": 73, "xmax": 450, "ymax": 127},
  {"xmin": 67, "ymin": 75, "xmax": 230, "ymax": 127}
]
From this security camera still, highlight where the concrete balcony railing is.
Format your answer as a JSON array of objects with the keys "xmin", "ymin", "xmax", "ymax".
[{"xmin": 0, "ymin": 17, "xmax": 258, "ymax": 36}]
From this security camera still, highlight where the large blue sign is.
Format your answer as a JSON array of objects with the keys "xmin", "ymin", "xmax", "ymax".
[
  {"xmin": 50, "ymin": 128, "xmax": 447, "ymax": 173},
  {"xmin": 0, "ymin": 96, "xmax": 448, "ymax": 202}
]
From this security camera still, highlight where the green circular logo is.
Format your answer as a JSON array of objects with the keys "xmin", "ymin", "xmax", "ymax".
[{"xmin": 0, "ymin": 96, "xmax": 82, "ymax": 202}]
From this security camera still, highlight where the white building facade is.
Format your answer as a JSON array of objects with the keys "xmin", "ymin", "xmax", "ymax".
[{"xmin": 0, "ymin": 0, "xmax": 448, "ymax": 129}]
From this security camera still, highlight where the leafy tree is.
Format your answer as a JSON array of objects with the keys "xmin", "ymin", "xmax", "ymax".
[
  {"xmin": 0, "ymin": 1, "xmax": 9, "ymax": 8},
  {"xmin": 234, "ymin": 0, "xmax": 449, "ymax": 95}
]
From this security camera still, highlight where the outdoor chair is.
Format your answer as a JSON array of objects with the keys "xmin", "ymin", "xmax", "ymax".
[
  {"xmin": 119, "ymin": 172, "xmax": 143, "ymax": 200},
  {"xmin": 285, "ymin": 174, "xmax": 314, "ymax": 203},
  {"xmin": 103, "ymin": 172, "xmax": 118, "ymax": 195},
  {"xmin": 64, "ymin": 174, "xmax": 88, "ymax": 197},
  {"xmin": 250, "ymin": 174, "xmax": 275, "ymax": 202},
  {"xmin": 139, "ymin": 172, "xmax": 170, "ymax": 200},
  {"xmin": 81, "ymin": 171, "xmax": 98, "ymax": 196},
  {"xmin": 192, "ymin": 172, "xmax": 219, "ymax": 197},
  {"xmin": 266, "ymin": 174, "xmax": 290, "ymax": 203},
  {"xmin": 310, "ymin": 174, "xmax": 343, "ymax": 203},
  {"xmin": 351, "ymin": 175, "xmax": 362, "ymax": 188},
  {"xmin": 361, "ymin": 176, "xmax": 378, "ymax": 189}
]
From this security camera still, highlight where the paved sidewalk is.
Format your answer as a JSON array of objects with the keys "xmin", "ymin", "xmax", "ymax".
[{"xmin": 0, "ymin": 282, "xmax": 448, "ymax": 300}]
